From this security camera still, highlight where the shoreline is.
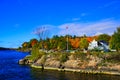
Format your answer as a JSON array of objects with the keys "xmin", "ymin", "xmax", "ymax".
[{"xmin": 31, "ymin": 64, "xmax": 120, "ymax": 76}]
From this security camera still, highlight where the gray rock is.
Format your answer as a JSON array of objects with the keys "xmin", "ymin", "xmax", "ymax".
[{"xmin": 19, "ymin": 59, "xmax": 26, "ymax": 64}]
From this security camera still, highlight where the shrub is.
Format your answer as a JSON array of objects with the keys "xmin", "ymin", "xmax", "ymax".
[
  {"xmin": 60, "ymin": 53, "xmax": 69, "ymax": 63},
  {"xmin": 29, "ymin": 47, "xmax": 45, "ymax": 61},
  {"xmin": 105, "ymin": 52, "xmax": 120, "ymax": 63}
]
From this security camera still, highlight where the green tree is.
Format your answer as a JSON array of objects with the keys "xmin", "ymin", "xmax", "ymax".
[
  {"xmin": 43, "ymin": 38, "xmax": 51, "ymax": 50},
  {"xmin": 110, "ymin": 27, "xmax": 120, "ymax": 51},
  {"xmin": 33, "ymin": 26, "xmax": 49, "ymax": 49},
  {"xmin": 22, "ymin": 42, "xmax": 29, "ymax": 49},
  {"xmin": 97, "ymin": 34, "xmax": 111, "ymax": 43},
  {"xmin": 57, "ymin": 40, "xmax": 66, "ymax": 50},
  {"xmin": 80, "ymin": 38, "xmax": 89, "ymax": 50}
]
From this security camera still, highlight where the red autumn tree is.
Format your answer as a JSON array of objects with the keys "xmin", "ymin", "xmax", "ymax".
[{"xmin": 30, "ymin": 39, "xmax": 38, "ymax": 47}]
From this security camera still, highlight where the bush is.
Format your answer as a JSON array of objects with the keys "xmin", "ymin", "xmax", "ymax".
[
  {"xmin": 90, "ymin": 48, "xmax": 102, "ymax": 52},
  {"xmin": 60, "ymin": 53, "xmax": 69, "ymax": 63},
  {"xmin": 105, "ymin": 52, "xmax": 120, "ymax": 63},
  {"xmin": 29, "ymin": 47, "xmax": 45, "ymax": 61},
  {"xmin": 90, "ymin": 52, "xmax": 102, "ymax": 57}
]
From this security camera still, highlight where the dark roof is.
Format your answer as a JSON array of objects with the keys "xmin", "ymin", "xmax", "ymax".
[{"xmin": 98, "ymin": 40, "xmax": 109, "ymax": 45}]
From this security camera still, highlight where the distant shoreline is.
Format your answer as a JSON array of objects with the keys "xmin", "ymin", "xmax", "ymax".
[
  {"xmin": 31, "ymin": 64, "xmax": 120, "ymax": 76},
  {"xmin": 0, "ymin": 47, "xmax": 17, "ymax": 50}
]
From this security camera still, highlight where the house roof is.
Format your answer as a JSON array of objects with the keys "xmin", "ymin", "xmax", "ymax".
[{"xmin": 98, "ymin": 40, "xmax": 109, "ymax": 45}]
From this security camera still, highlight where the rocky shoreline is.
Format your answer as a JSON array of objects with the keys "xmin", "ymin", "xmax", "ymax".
[
  {"xmin": 19, "ymin": 52, "xmax": 120, "ymax": 76},
  {"xmin": 31, "ymin": 64, "xmax": 120, "ymax": 75}
]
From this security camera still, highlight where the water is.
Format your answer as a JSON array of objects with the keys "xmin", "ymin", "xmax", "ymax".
[{"xmin": 0, "ymin": 50, "xmax": 120, "ymax": 80}]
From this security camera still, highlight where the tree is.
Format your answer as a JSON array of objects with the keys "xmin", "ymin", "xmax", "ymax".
[
  {"xmin": 110, "ymin": 27, "xmax": 120, "ymax": 51},
  {"xmin": 29, "ymin": 38, "xmax": 38, "ymax": 47},
  {"xmin": 69, "ymin": 38, "xmax": 80, "ymax": 49},
  {"xmin": 79, "ymin": 38, "xmax": 89, "ymax": 50},
  {"xmin": 97, "ymin": 34, "xmax": 111, "ymax": 43},
  {"xmin": 57, "ymin": 40, "xmax": 66, "ymax": 50},
  {"xmin": 22, "ymin": 42, "xmax": 29, "ymax": 49},
  {"xmin": 33, "ymin": 26, "xmax": 49, "ymax": 49}
]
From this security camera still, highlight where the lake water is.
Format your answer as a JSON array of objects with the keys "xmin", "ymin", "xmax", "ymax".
[{"xmin": 0, "ymin": 50, "xmax": 120, "ymax": 80}]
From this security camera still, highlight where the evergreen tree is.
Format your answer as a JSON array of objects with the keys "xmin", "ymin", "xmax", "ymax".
[{"xmin": 110, "ymin": 27, "xmax": 120, "ymax": 51}]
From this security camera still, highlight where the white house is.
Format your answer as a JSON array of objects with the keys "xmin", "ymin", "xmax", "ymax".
[
  {"xmin": 88, "ymin": 39, "xmax": 98, "ymax": 50},
  {"xmin": 88, "ymin": 39, "xmax": 109, "ymax": 52}
]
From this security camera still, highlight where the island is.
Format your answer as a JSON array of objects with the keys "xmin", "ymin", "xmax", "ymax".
[{"xmin": 19, "ymin": 27, "xmax": 120, "ymax": 76}]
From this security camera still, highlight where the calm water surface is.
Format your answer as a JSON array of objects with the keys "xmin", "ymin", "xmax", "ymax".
[{"xmin": 0, "ymin": 50, "xmax": 120, "ymax": 80}]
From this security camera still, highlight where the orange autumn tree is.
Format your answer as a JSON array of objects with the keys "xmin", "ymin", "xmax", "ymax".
[
  {"xmin": 69, "ymin": 37, "xmax": 80, "ymax": 49},
  {"xmin": 30, "ymin": 39, "xmax": 38, "ymax": 47},
  {"xmin": 86, "ymin": 37, "xmax": 94, "ymax": 43}
]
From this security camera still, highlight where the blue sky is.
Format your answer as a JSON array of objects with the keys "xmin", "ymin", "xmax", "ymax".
[{"xmin": 0, "ymin": 0, "xmax": 120, "ymax": 48}]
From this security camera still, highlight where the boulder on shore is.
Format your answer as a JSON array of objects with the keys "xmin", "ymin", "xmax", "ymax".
[
  {"xmin": 19, "ymin": 59, "xmax": 26, "ymax": 64},
  {"xmin": 19, "ymin": 58, "xmax": 33, "ymax": 65}
]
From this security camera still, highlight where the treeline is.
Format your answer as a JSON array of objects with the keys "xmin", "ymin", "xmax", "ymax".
[
  {"xmin": 20, "ymin": 35, "xmax": 79, "ymax": 51},
  {"xmin": 0, "ymin": 47, "xmax": 9, "ymax": 50},
  {"xmin": 0, "ymin": 47, "xmax": 15, "ymax": 50},
  {"xmin": 19, "ymin": 27, "xmax": 120, "ymax": 52}
]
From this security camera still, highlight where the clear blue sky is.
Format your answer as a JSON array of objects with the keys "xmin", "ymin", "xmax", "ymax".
[{"xmin": 0, "ymin": 0, "xmax": 120, "ymax": 48}]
